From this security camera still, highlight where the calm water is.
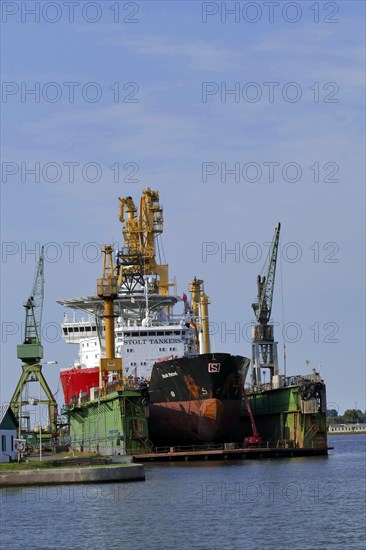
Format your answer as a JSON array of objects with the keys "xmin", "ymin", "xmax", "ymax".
[{"xmin": 1, "ymin": 435, "xmax": 365, "ymax": 550}]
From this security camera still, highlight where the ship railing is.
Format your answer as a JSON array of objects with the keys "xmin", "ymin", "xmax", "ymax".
[
  {"xmin": 248, "ymin": 383, "xmax": 273, "ymax": 393},
  {"xmin": 69, "ymin": 392, "xmax": 90, "ymax": 408},
  {"xmin": 149, "ymin": 442, "xmax": 285, "ymax": 454},
  {"xmin": 151, "ymin": 443, "xmax": 227, "ymax": 454},
  {"xmin": 286, "ymin": 373, "xmax": 323, "ymax": 386},
  {"xmin": 68, "ymin": 379, "xmax": 147, "ymax": 408},
  {"xmin": 118, "ymin": 319, "xmax": 184, "ymax": 329},
  {"xmin": 70, "ymin": 433, "xmax": 122, "ymax": 450},
  {"xmin": 157, "ymin": 321, "xmax": 184, "ymax": 328},
  {"xmin": 62, "ymin": 315, "xmax": 95, "ymax": 324},
  {"xmin": 249, "ymin": 373, "xmax": 325, "ymax": 393},
  {"xmin": 275, "ymin": 439, "xmax": 296, "ymax": 449}
]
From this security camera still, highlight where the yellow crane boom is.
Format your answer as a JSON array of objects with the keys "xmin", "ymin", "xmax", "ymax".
[{"xmin": 118, "ymin": 188, "xmax": 169, "ymax": 294}]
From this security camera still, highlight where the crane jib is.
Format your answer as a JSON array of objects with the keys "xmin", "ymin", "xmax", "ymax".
[{"xmin": 253, "ymin": 223, "xmax": 281, "ymax": 325}]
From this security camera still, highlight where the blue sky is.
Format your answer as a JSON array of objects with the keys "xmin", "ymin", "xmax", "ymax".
[{"xmin": 1, "ymin": 1, "xmax": 365, "ymax": 413}]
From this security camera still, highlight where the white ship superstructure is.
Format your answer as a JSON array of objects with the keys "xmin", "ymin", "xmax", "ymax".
[{"xmin": 60, "ymin": 283, "xmax": 198, "ymax": 381}]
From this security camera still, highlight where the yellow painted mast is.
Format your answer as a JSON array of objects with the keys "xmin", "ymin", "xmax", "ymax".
[
  {"xmin": 189, "ymin": 277, "xmax": 202, "ymax": 319},
  {"xmin": 200, "ymin": 292, "xmax": 211, "ymax": 354},
  {"xmin": 189, "ymin": 277, "xmax": 211, "ymax": 354},
  {"xmin": 97, "ymin": 245, "xmax": 122, "ymax": 387}
]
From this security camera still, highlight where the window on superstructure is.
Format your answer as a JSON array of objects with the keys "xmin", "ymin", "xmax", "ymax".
[{"xmin": 86, "ymin": 327, "xmax": 91, "ymax": 332}]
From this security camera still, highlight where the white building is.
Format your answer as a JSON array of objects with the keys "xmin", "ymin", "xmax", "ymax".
[
  {"xmin": 0, "ymin": 405, "xmax": 19, "ymax": 462},
  {"xmin": 328, "ymin": 423, "xmax": 366, "ymax": 434}
]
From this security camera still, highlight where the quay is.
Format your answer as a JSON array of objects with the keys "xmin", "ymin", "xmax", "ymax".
[{"xmin": 0, "ymin": 461, "xmax": 145, "ymax": 487}]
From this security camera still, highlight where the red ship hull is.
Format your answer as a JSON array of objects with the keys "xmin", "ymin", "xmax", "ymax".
[{"xmin": 60, "ymin": 367, "xmax": 99, "ymax": 404}]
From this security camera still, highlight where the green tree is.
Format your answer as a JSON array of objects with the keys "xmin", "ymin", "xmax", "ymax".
[{"xmin": 343, "ymin": 409, "xmax": 363, "ymax": 423}]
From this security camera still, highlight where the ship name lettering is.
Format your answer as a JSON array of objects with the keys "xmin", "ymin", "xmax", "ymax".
[
  {"xmin": 162, "ymin": 372, "xmax": 178, "ymax": 378},
  {"xmin": 148, "ymin": 338, "xmax": 181, "ymax": 345},
  {"xmin": 124, "ymin": 337, "xmax": 181, "ymax": 345}
]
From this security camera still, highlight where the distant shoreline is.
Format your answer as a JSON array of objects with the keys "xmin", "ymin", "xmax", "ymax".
[{"xmin": 328, "ymin": 430, "xmax": 366, "ymax": 435}]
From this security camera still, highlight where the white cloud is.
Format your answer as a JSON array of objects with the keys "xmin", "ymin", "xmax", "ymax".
[{"xmin": 102, "ymin": 35, "xmax": 242, "ymax": 71}]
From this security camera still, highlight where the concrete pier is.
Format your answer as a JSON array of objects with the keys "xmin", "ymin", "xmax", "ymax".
[{"xmin": 0, "ymin": 463, "xmax": 145, "ymax": 487}]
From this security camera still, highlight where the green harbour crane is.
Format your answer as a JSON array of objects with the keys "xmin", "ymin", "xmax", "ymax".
[
  {"xmin": 11, "ymin": 247, "xmax": 58, "ymax": 434},
  {"xmin": 251, "ymin": 223, "xmax": 281, "ymax": 386}
]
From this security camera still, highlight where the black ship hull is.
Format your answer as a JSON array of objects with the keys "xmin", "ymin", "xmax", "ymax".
[{"xmin": 148, "ymin": 353, "xmax": 250, "ymax": 446}]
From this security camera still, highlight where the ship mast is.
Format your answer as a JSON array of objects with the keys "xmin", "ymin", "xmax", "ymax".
[
  {"xmin": 189, "ymin": 277, "xmax": 211, "ymax": 354},
  {"xmin": 251, "ymin": 223, "xmax": 281, "ymax": 386},
  {"xmin": 97, "ymin": 245, "xmax": 122, "ymax": 387}
]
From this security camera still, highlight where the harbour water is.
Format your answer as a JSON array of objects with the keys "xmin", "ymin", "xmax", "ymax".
[{"xmin": 1, "ymin": 434, "xmax": 365, "ymax": 550}]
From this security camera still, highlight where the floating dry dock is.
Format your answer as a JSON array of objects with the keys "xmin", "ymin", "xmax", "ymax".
[{"xmin": 132, "ymin": 444, "xmax": 330, "ymax": 462}]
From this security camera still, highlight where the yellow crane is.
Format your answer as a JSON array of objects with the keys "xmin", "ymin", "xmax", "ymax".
[
  {"xmin": 97, "ymin": 245, "xmax": 122, "ymax": 387},
  {"xmin": 118, "ymin": 190, "xmax": 211, "ymax": 355},
  {"xmin": 118, "ymin": 189, "xmax": 169, "ymax": 294}
]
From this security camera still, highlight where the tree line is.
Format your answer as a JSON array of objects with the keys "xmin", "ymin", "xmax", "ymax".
[{"xmin": 326, "ymin": 408, "xmax": 366, "ymax": 424}]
